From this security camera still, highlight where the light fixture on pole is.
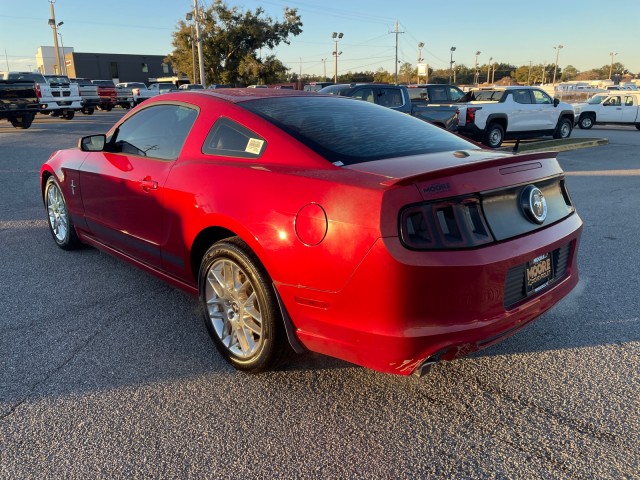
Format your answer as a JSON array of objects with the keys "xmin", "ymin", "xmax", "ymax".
[
  {"xmin": 449, "ymin": 46, "xmax": 456, "ymax": 84},
  {"xmin": 486, "ymin": 56, "xmax": 492, "ymax": 84},
  {"xmin": 332, "ymin": 32, "xmax": 343, "ymax": 84},
  {"xmin": 609, "ymin": 52, "xmax": 618, "ymax": 80},
  {"xmin": 474, "ymin": 50, "xmax": 481, "ymax": 86},
  {"xmin": 552, "ymin": 44, "xmax": 563, "ymax": 85}
]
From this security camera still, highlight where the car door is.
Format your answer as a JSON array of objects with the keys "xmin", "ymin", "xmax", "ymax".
[
  {"xmin": 621, "ymin": 96, "xmax": 638, "ymax": 123},
  {"xmin": 530, "ymin": 89, "xmax": 557, "ymax": 130},
  {"xmin": 79, "ymin": 103, "xmax": 198, "ymax": 267},
  {"xmin": 375, "ymin": 87, "xmax": 406, "ymax": 111},
  {"xmin": 508, "ymin": 89, "xmax": 535, "ymax": 132},
  {"xmin": 598, "ymin": 96, "xmax": 623, "ymax": 122}
]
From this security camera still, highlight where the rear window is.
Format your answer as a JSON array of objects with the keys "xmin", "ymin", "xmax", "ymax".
[
  {"xmin": 241, "ymin": 96, "xmax": 476, "ymax": 165},
  {"xmin": 92, "ymin": 80, "xmax": 115, "ymax": 87},
  {"xmin": 6, "ymin": 72, "xmax": 46, "ymax": 83},
  {"xmin": 472, "ymin": 90, "xmax": 505, "ymax": 101}
]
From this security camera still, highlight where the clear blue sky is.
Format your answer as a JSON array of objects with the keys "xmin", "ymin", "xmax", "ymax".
[{"xmin": 1, "ymin": 0, "xmax": 638, "ymax": 77}]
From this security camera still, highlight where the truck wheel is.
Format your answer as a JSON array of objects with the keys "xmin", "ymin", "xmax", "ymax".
[
  {"xmin": 49, "ymin": 111, "xmax": 61, "ymax": 117},
  {"xmin": 61, "ymin": 110, "xmax": 75, "ymax": 120},
  {"xmin": 86, "ymin": 107, "xmax": 94, "ymax": 115},
  {"xmin": 635, "ymin": 124, "xmax": 640, "ymax": 131},
  {"xmin": 553, "ymin": 117, "xmax": 572, "ymax": 139},
  {"xmin": 578, "ymin": 114, "xmax": 594, "ymax": 130},
  {"xmin": 482, "ymin": 123, "xmax": 504, "ymax": 148},
  {"xmin": 10, "ymin": 113, "xmax": 34, "ymax": 129},
  {"xmin": 104, "ymin": 104, "xmax": 113, "ymax": 112}
]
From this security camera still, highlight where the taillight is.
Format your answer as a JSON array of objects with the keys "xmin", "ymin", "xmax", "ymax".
[
  {"xmin": 35, "ymin": 83, "xmax": 42, "ymax": 98},
  {"xmin": 400, "ymin": 196, "xmax": 494, "ymax": 250},
  {"xmin": 132, "ymin": 88, "xmax": 139, "ymax": 95},
  {"xmin": 466, "ymin": 107, "xmax": 481, "ymax": 124}
]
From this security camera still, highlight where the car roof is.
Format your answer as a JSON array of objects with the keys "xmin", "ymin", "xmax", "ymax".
[{"xmin": 179, "ymin": 88, "xmax": 317, "ymax": 104}]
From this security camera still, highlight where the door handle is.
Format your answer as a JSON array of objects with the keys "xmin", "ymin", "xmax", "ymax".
[{"xmin": 140, "ymin": 177, "xmax": 158, "ymax": 191}]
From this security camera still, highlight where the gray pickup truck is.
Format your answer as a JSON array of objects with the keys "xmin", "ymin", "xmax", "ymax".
[
  {"xmin": 318, "ymin": 83, "xmax": 460, "ymax": 131},
  {"xmin": 0, "ymin": 80, "xmax": 39, "ymax": 129}
]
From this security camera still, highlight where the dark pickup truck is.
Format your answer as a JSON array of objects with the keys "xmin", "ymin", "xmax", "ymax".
[
  {"xmin": 318, "ymin": 83, "xmax": 459, "ymax": 131},
  {"xmin": 0, "ymin": 80, "xmax": 39, "ymax": 129}
]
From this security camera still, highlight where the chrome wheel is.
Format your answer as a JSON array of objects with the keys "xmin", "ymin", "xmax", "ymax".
[
  {"xmin": 205, "ymin": 258, "xmax": 263, "ymax": 359},
  {"xmin": 47, "ymin": 181, "xmax": 69, "ymax": 243},
  {"xmin": 559, "ymin": 120, "xmax": 571, "ymax": 138}
]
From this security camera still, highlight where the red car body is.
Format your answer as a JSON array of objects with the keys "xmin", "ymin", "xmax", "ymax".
[{"xmin": 41, "ymin": 89, "xmax": 582, "ymax": 376}]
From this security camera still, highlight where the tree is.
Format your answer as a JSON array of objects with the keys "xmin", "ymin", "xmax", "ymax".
[
  {"xmin": 398, "ymin": 62, "xmax": 415, "ymax": 84},
  {"xmin": 561, "ymin": 65, "xmax": 579, "ymax": 81},
  {"xmin": 167, "ymin": 0, "xmax": 302, "ymax": 86}
]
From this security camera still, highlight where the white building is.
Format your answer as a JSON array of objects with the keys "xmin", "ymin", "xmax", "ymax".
[{"xmin": 36, "ymin": 46, "xmax": 74, "ymax": 75}]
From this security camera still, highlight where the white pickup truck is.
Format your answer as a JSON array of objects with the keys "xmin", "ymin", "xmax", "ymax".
[
  {"xmin": 574, "ymin": 92, "xmax": 640, "ymax": 130},
  {"xmin": 456, "ymin": 86, "xmax": 575, "ymax": 148}
]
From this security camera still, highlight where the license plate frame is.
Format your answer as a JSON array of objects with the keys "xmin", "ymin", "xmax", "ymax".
[{"xmin": 525, "ymin": 252, "xmax": 553, "ymax": 294}]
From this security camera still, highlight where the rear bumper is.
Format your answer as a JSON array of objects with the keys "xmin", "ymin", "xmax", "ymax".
[{"xmin": 278, "ymin": 212, "xmax": 583, "ymax": 375}]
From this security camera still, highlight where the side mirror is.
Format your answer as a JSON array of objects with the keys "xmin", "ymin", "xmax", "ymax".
[
  {"xmin": 78, "ymin": 134, "xmax": 106, "ymax": 151},
  {"xmin": 553, "ymin": 98, "xmax": 560, "ymax": 107}
]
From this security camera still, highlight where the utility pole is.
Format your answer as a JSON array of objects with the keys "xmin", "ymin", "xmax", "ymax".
[
  {"xmin": 48, "ymin": 1, "xmax": 62, "ymax": 74},
  {"xmin": 332, "ymin": 32, "xmax": 343, "ymax": 83},
  {"xmin": 449, "ymin": 47, "xmax": 456, "ymax": 84},
  {"xmin": 552, "ymin": 45, "xmax": 563, "ymax": 85},
  {"xmin": 321, "ymin": 58, "xmax": 327, "ymax": 81},
  {"xmin": 528, "ymin": 61, "xmax": 532, "ymax": 85},
  {"xmin": 609, "ymin": 52, "xmax": 618, "ymax": 80},
  {"xmin": 194, "ymin": 0, "xmax": 205, "ymax": 86},
  {"xmin": 417, "ymin": 42, "xmax": 424, "ymax": 85},
  {"xmin": 4, "ymin": 49, "xmax": 9, "ymax": 71},
  {"xmin": 486, "ymin": 57, "xmax": 492, "ymax": 84},
  {"xmin": 392, "ymin": 20, "xmax": 404, "ymax": 85}
]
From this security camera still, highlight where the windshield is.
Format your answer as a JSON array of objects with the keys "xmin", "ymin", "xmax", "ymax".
[
  {"xmin": 45, "ymin": 75, "xmax": 70, "ymax": 85},
  {"xmin": 587, "ymin": 95, "xmax": 606, "ymax": 104},
  {"xmin": 241, "ymin": 96, "xmax": 477, "ymax": 165}
]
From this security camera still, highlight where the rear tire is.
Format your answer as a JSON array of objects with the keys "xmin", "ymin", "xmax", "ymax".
[
  {"xmin": 482, "ymin": 123, "xmax": 504, "ymax": 148},
  {"xmin": 10, "ymin": 113, "xmax": 34, "ymax": 129},
  {"xmin": 61, "ymin": 110, "xmax": 75, "ymax": 120},
  {"xmin": 199, "ymin": 237, "xmax": 293, "ymax": 373}
]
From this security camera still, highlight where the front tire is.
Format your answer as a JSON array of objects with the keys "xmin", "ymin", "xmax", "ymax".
[
  {"xmin": 61, "ymin": 110, "xmax": 75, "ymax": 120},
  {"xmin": 44, "ymin": 176, "xmax": 80, "ymax": 250},
  {"xmin": 578, "ymin": 114, "xmax": 594, "ymax": 130},
  {"xmin": 553, "ymin": 117, "xmax": 573, "ymax": 139},
  {"xmin": 482, "ymin": 123, "xmax": 504, "ymax": 148},
  {"xmin": 199, "ymin": 238, "xmax": 292, "ymax": 373}
]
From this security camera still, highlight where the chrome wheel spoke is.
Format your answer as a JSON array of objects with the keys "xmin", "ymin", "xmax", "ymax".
[{"xmin": 205, "ymin": 257, "xmax": 264, "ymax": 359}]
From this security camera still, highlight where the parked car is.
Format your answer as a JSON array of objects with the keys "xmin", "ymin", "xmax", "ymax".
[
  {"xmin": 90, "ymin": 80, "xmax": 117, "ymax": 111},
  {"xmin": 1, "ymin": 71, "xmax": 79, "ymax": 119},
  {"xmin": 456, "ymin": 86, "xmax": 575, "ymax": 148},
  {"xmin": 70, "ymin": 78, "xmax": 101, "ymax": 115},
  {"xmin": 179, "ymin": 83, "xmax": 205, "ymax": 90},
  {"xmin": 303, "ymin": 82, "xmax": 334, "ymax": 92},
  {"xmin": 41, "ymin": 89, "xmax": 582, "ymax": 376},
  {"xmin": 0, "ymin": 79, "xmax": 39, "ymax": 128},
  {"xmin": 574, "ymin": 92, "xmax": 640, "ymax": 130},
  {"xmin": 148, "ymin": 82, "xmax": 178, "ymax": 95},
  {"xmin": 319, "ymin": 83, "xmax": 459, "ymax": 131},
  {"xmin": 42, "ymin": 75, "xmax": 82, "ymax": 119},
  {"xmin": 406, "ymin": 84, "xmax": 466, "ymax": 103},
  {"xmin": 116, "ymin": 82, "xmax": 153, "ymax": 105}
]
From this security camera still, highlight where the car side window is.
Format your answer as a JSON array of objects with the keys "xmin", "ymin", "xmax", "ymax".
[
  {"xmin": 352, "ymin": 88, "xmax": 375, "ymax": 103},
  {"xmin": 625, "ymin": 96, "xmax": 634, "ymax": 106},
  {"xmin": 110, "ymin": 104, "xmax": 198, "ymax": 160},
  {"xmin": 430, "ymin": 86, "xmax": 447, "ymax": 102},
  {"xmin": 203, "ymin": 117, "xmax": 266, "ymax": 158},
  {"xmin": 532, "ymin": 89, "xmax": 552, "ymax": 105},
  {"xmin": 512, "ymin": 90, "xmax": 533, "ymax": 104},
  {"xmin": 448, "ymin": 87, "xmax": 464, "ymax": 101},
  {"xmin": 604, "ymin": 96, "xmax": 621, "ymax": 106},
  {"xmin": 377, "ymin": 88, "xmax": 404, "ymax": 108}
]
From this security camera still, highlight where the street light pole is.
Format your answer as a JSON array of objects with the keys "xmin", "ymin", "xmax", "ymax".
[
  {"xmin": 48, "ymin": 0, "xmax": 62, "ymax": 74},
  {"xmin": 193, "ymin": 0, "xmax": 205, "ymax": 87},
  {"xmin": 449, "ymin": 47, "xmax": 456, "ymax": 84},
  {"xmin": 185, "ymin": 13, "xmax": 197, "ymax": 84},
  {"xmin": 417, "ymin": 42, "xmax": 424, "ymax": 85},
  {"xmin": 552, "ymin": 44, "xmax": 563, "ymax": 85},
  {"xmin": 332, "ymin": 32, "xmax": 343, "ymax": 83},
  {"xmin": 486, "ymin": 56, "xmax": 492, "ymax": 84},
  {"xmin": 609, "ymin": 52, "xmax": 618, "ymax": 80},
  {"xmin": 57, "ymin": 30, "xmax": 66, "ymax": 76},
  {"xmin": 474, "ymin": 50, "xmax": 481, "ymax": 86},
  {"xmin": 321, "ymin": 58, "xmax": 327, "ymax": 81}
]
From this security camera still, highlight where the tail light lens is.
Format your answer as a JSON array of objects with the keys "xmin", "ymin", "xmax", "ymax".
[
  {"xmin": 35, "ymin": 82, "xmax": 42, "ymax": 98},
  {"xmin": 400, "ymin": 196, "xmax": 494, "ymax": 250},
  {"xmin": 132, "ymin": 88, "xmax": 139, "ymax": 95},
  {"xmin": 466, "ymin": 107, "xmax": 481, "ymax": 124}
]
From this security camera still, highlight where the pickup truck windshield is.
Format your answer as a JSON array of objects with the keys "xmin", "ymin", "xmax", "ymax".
[
  {"xmin": 587, "ymin": 95, "xmax": 606, "ymax": 105},
  {"xmin": 241, "ymin": 96, "xmax": 476, "ymax": 165}
]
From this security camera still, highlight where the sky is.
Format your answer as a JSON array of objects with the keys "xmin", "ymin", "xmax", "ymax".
[{"xmin": 1, "ymin": 0, "xmax": 638, "ymax": 78}]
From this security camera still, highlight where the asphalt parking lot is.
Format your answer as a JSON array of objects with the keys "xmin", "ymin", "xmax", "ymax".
[{"xmin": 1, "ymin": 112, "xmax": 639, "ymax": 479}]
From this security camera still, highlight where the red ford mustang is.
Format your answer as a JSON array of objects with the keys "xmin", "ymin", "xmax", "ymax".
[{"xmin": 41, "ymin": 89, "xmax": 582, "ymax": 376}]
